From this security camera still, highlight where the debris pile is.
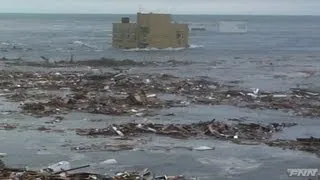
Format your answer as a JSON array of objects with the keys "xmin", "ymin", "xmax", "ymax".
[
  {"xmin": 71, "ymin": 120, "xmax": 320, "ymax": 156},
  {"xmin": 75, "ymin": 120, "xmax": 294, "ymax": 141},
  {"xmin": 19, "ymin": 90, "xmax": 168, "ymax": 116},
  {"xmin": 3, "ymin": 58, "xmax": 148, "ymax": 68},
  {"xmin": 266, "ymin": 137, "xmax": 320, "ymax": 156},
  {"xmin": 0, "ymin": 70, "xmax": 319, "ymax": 117},
  {"xmin": 73, "ymin": 121, "xmax": 320, "ymax": 157},
  {"xmin": 0, "ymin": 161, "xmax": 190, "ymax": 180},
  {"xmin": 0, "ymin": 123, "xmax": 18, "ymax": 130}
]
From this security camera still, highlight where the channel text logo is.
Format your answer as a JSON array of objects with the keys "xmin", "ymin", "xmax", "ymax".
[{"xmin": 287, "ymin": 169, "xmax": 319, "ymax": 177}]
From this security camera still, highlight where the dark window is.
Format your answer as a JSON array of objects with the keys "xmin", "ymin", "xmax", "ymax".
[{"xmin": 176, "ymin": 32, "xmax": 181, "ymax": 39}]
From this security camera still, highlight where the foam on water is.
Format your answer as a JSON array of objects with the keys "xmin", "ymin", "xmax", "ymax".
[
  {"xmin": 0, "ymin": 42, "xmax": 11, "ymax": 46},
  {"xmin": 71, "ymin": 41, "xmax": 98, "ymax": 49},
  {"xmin": 189, "ymin": 44, "xmax": 204, "ymax": 48},
  {"xmin": 122, "ymin": 44, "xmax": 204, "ymax": 52}
]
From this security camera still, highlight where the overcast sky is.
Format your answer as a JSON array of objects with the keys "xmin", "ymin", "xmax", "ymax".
[{"xmin": 1, "ymin": 0, "xmax": 319, "ymax": 15}]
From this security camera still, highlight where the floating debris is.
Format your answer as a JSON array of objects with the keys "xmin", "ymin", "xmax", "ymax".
[
  {"xmin": 193, "ymin": 146, "xmax": 215, "ymax": 151},
  {"xmin": 0, "ymin": 123, "xmax": 18, "ymax": 130},
  {"xmin": 99, "ymin": 159, "xmax": 118, "ymax": 165},
  {"xmin": 266, "ymin": 137, "xmax": 320, "ymax": 156},
  {"xmin": 75, "ymin": 120, "xmax": 294, "ymax": 141},
  {"xmin": 0, "ymin": 70, "xmax": 319, "ymax": 117},
  {"xmin": 0, "ymin": 161, "xmax": 192, "ymax": 180}
]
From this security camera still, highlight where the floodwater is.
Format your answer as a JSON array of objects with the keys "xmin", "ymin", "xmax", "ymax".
[
  {"xmin": 1, "ymin": 14, "xmax": 320, "ymax": 91},
  {"xmin": 0, "ymin": 14, "xmax": 320, "ymax": 179}
]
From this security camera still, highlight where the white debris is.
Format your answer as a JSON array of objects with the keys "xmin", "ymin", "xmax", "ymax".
[
  {"xmin": 226, "ymin": 94, "xmax": 231, "ymax": 98},
  {"xmin": 136, "ymin": 124, "xmax": 157, "ymax": 133},
  {"xmin": 272, "ymin": 94, "xmax": 288, "ymax": 98},
  {"xmin": 146, "ymin": 94, "xmax": 157, "ymax": 98},
  {"xmin": 60, "ymin": 87, "xmax": 71, "ymax": 91},
  {"xmin": 103, "ymin": 85, "xmax": 109, "ymax": 90},
  {"xmin": 112, "ymin": 126, "xmax": 124, "ymax": 137},
  {"xmin": 208, "ymin": 96, "xmax": 215, "ymax": 100},
  {"xmin": 247, "ymin": 93, "xmax": 258, "ymax": 98},
  {"xmin": 135, "ymin": 112, "xmax": 144, "ymax": 117},
  {"xmin": 114, "ymin": 73, "xmax": 125, "ymax": 78},
  {"xmin": 208, "ymin": 85, "xmax": 217, "ymax": 89},
  {"xmin": 131, "ymin": 109, "xmax": 138, "ymax": 113},
  {"xmin": 305, "ymin": 92, "xmax": 319, "ymax": 96},
  {"xmin": 46, "ymin": 161, "xmax": 71, "ymax": 173},
  {"xmin": 251, "ymin": 88, "xmax": 259, "ymax": 95},
  {"xmin": 181, "ymin": 101, "xmax": 190, "ymax": 105},
  {"xmin": 193, "ymin": 146, "xmax": 215, "ymax": 151},
  {"xmin": 234, "ymin": 132, "xmax": 239, "ymax": 139},
  {"xmin": 61, "ymin": 172, "xmax": 69, "ymax": 177},
  {"xmin": 54, "ymin": 72, "xmax": 61, "ymax": 76},
  {"xmin": 144, "ymin": 79, "xmax": 151, "ymax": 84},
  {"xmin": 100, "ymin": 159, "xmax": 118, "ymax": 165},
  {"xmin": 89, "ymin": 175, "xmax": 98, "ymax": 179},
  {"xmin": 146, "ymin": 127, "xmax": 157, "ymax": 133}
]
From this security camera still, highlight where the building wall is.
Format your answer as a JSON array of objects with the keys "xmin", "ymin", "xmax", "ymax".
[
  {"xmin": 112, "ymin": 23, "xmax": 137, "ymax": 49},
  {"xmin": 137, "ymin": 13, "xmax": 171, "ymax": 27},
  {"xmin": 171, "ymin": 24, "xmax": 189, "ymax": 48},
  {"xmin": 112, "ymin": 13, "xmax": 189, "ymax": 49},
  {"xmin": 137, "ymin": 13, "xmax": 173, "ymax": 48},
  {"xmin": 148, "ymin": 15, "xmax": 173, "ymax": 49}
]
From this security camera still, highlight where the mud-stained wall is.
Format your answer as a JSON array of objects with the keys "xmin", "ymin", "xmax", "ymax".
[
  {"xmin": 112, "ymin": 13, "xmax": 189, "ymax": 49},
  {"xmin": 112, "ymin": 23, "xmax": 137, "ymax": 49}
]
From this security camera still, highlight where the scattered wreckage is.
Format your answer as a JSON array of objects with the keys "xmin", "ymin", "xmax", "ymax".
[
  {"xmin": 0, "ymin": 161, "xmax": 190, "ymax": 180},
  {"xmin": 73, "ymin": 121, "xmax": 320, "ymax": 156},
  {"xmin": 266, "ymin": 137, "xmax": 320, "ymax": 156},
  {"xmin": 75, "ymin": 120, "xmax": 295, "ymax": 141},
  {"xmin": 0, "ymin": 70, "xmax": 319, "ymax": 117}
]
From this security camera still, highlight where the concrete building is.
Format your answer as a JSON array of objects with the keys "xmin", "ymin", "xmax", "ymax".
[{"xmin": 112, "ymin": 13, "xmax": 189, "ymax": 49}]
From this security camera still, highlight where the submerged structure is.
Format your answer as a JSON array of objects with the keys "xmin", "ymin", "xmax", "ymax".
[{"xmin": 112, "ymin": 12, "xmax": 189, "ymax": 49}]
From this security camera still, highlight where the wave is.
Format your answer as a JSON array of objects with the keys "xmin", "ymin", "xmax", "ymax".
[
  {"xmin": 0, "ymin": 41, "xmax": 25, "ymax": 47},
  {"xmin": 71, "ymin": 41, "xmax": 98, "ymax": 49},
  {"xmin": 189, "ymin": 44, "xmax": 204, "ymax": 48},
  {"xmin": 122, "ymin": 44, "xmax": 204, "ymax": 52},
  {"xmin": 0, "ymin": 41, "xmax": 30, "ymax": 51},
  {"xmin": 0, "ymin": 42, "xmax": 11, "ymax": 46}
]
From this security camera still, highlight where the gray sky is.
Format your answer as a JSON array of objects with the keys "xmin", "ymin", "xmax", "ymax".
[{"xmin": 1, "ymin": 0, "xmax": 319, "ymax": 15}]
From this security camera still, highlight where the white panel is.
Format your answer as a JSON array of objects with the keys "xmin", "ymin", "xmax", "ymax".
[{"xmin": 218, "ymin": 21, "xmax": 248, "ymax": 33}]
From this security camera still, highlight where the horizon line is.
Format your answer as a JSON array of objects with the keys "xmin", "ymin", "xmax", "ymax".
[{"xmin": 0, "ymin": 12, "xmax": 319, "ymax": 16}]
